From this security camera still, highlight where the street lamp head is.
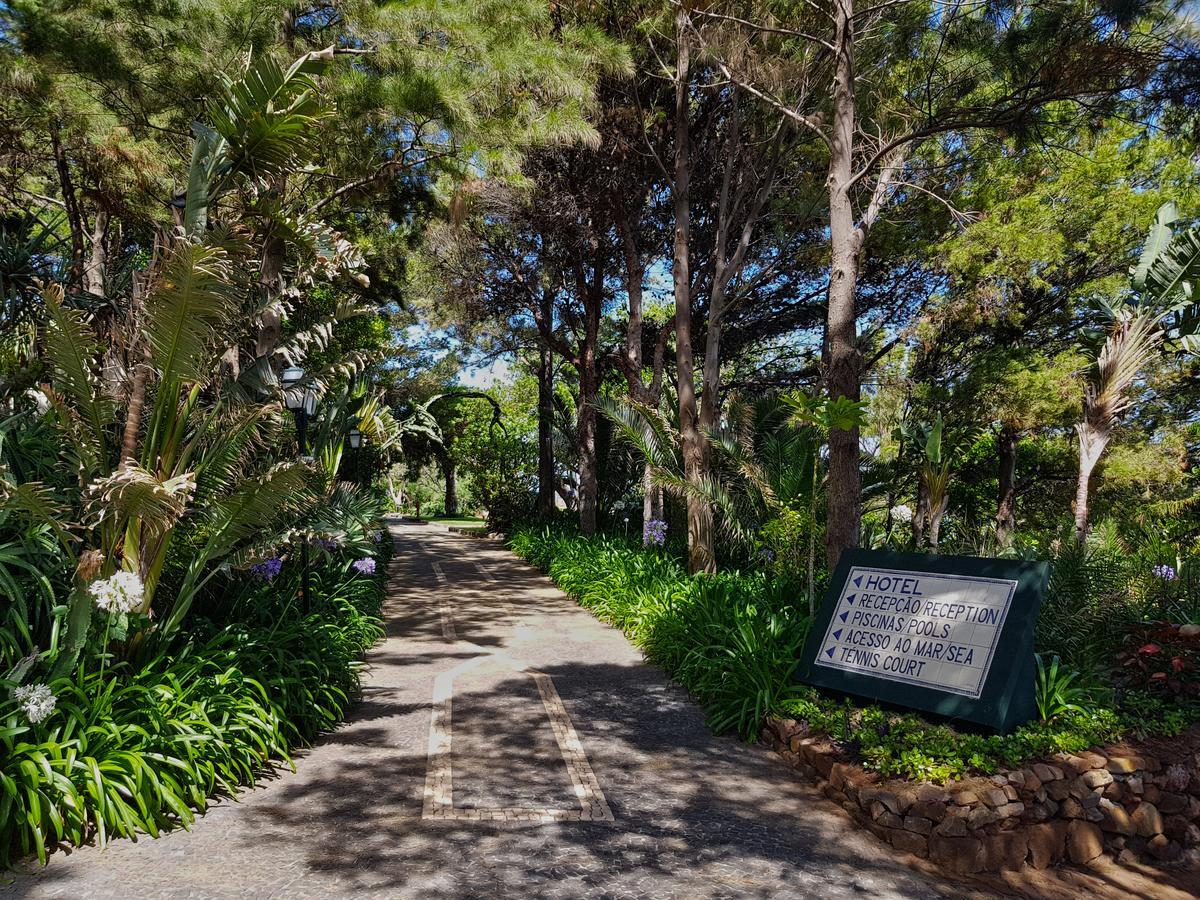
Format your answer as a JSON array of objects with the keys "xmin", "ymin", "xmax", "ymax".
[
  {"xmin": 348, "ymin": 427, "xmax": 363, "ymax": 449},
  {"xmin": 281, "ymin": 366, "xmax": 306, "ymax": 411}
]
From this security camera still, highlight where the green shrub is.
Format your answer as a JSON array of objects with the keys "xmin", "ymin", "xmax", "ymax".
[
  {"xmin": 0, "ymin": 537, "xmax": 389, "ymax": 865},
  {"xmin": 513, "ymin": 524, "xmax": 1199, "ymax": 783},
  {"xmin": 1034, "ymin": 654, "xmax": 1083, "ymax": 722},
  {"xmin": 777, "ymin": 687, "xmax": 1172, "ymax": 782}
]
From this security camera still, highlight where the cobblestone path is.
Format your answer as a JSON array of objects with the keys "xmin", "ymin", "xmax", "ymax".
[{"xmin": 4, "ymin": 521, "xmax": 961, "ymax": 899}]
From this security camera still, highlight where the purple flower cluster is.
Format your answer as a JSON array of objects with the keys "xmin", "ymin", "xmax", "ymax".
[
  {"xmin": 1153, "ymin": 563, "xmax": 1178, "ymax": 581},
  {"xmin": 313, "ymin": 537, "xmax": 339, "ymax": 551},
  {"xmin": 760, "ymin": 548, "xmax": 776, "ymax": 564},
  {"xmin": 643, "ymin": 518, "xmax": 667, "ymax": 547},
  {"xmin": 250, "ymin": 556, "xmax": 283, "ymax": 581},
  {"xmin": 352, "ymin": 557, "xmax": 376, "ymax": 576}
]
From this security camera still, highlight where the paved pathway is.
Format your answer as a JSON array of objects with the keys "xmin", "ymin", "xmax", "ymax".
[{"xmin": 4, "ymin": 521, "xmax": 962, "ymax": 899}]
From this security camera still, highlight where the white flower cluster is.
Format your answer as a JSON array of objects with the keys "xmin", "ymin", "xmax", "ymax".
[
  {"xmin": 890, "ymin": 504, "xmax": 914, "ymax": 523},
  {"xmin": 12, "ymin": 683, "xmax": 56, "ymax": 724},
  {"xmin": 89, "ymin": 571, "xmax": 144, "ymax": 615}
]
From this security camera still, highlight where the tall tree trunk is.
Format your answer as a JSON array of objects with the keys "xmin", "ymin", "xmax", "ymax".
[
  {"xmin": 615, "ymin": 198, "xmax": 659, "ymax": 530},
  {"xmin": 928, "ymin": 494, "xmax": 949, "ymax": 553},
  {"xmin": 256, "ymin": 231, "xmax": 286, "ymax": 358},
  {"xmin": 121, "ymin": 367, "xmax": 147, "ymax": 465},
  {"xmin": 576, "ymin": 276, "xmax": 601, "ymax": 536},
  {"xmin": 1074, "ymin": 424, "xmax": 1106, "ymax": 543},
  {"xmin": 576, "ymin": 364, "xmax": 598, "ymax": 535},
  {"xmin": 82, "ymin": 209, "xmax": 108, "ymax": 297},
  {"xmin": 823, "ymin": 0, "xmax": 863, "ymax": 569},
  {"xmin": 672, "ymin": 10, "xmax": 714, "ymax": 574},
  {"xmin": 536, "ymin": 343, "xmax": 555, "ymax": 518},
  {"xmin": 698, "ymin": 283, "xmax": 724, "ymax": 436},
  {"xmin": 995, "ymin": 424, "xmax": 1019, "ymax": 547},
  {"xmin": 50, "ymin": 121, "xmax": 86, "ymax": 290},
  {"xmin": 119, "ymin": 259, "xmax": 155, "ymax": 465},
  {"xmin": 913, "ymin": 479, "xmax": 929, "ymax": 550},
  {"xmin": 443, "ymin": 456, "xmax": 459, "ymax": 517}
]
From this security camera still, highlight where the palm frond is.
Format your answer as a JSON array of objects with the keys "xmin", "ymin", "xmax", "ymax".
[
  {"xmin": 203, "ymin": 462, "xmax": 314, "ymax": 559},
  {"xmin": 145, "ymin": 241, "xmax": 235, "ymax": 386},
  {"xmin": 300, "ymin": 481, "xmax": 385, "ymax": 552},
  {"xmin": 0, "ymin": 478, "xmax": 75, "ymax": 552},
  {"xmin": 85, "ymin": 464, "xmax": 195, "ymax": 539},
  {"xmin": 190, "ymin": 406, "xmax": 277, "ymax": 504},
  {"xmin": 656, "ymin": 470, "xmax": 759, "ymax": 549},
  {"xmin": 1086, "ymin": 310, "xmax": 1163, "ymax": 426},
  {"xmin": 41, "ymin": 284, "xmax": 113, "ymax": 460},
  {"xmin": 595, "ymin": 394, "xmax": 680, "ymax": 471},
  {"xmin": 1132, "ymin": 201, "xmax": 1178, "ymax": 291},
  {"xmin": 209, "ymin": 50, "xmax": 334, "ymax": 192}
]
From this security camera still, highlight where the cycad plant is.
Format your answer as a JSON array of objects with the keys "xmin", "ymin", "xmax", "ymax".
[{"xmin": 596, "ymin": 394, "xmax": 771, "ymax": 558}]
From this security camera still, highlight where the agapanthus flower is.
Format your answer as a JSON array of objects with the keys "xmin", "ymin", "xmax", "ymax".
[
  {"xmin": 760, "ymin": 548, "xmax": 776, "ymax": 564},
  {"xmin": 314, "ymin": 537, "xmax": 339, "ymax": 551},
  {"xmin": 1153, "ymin": 563, "xmax": 1178, "ymax": 581},
  {"xmin": 371, "ymin": 530, "xmax": 384, "ymax": 543},
  {"xmin": 12, "ymin": 683, "xmax": 56, "ymax": 724},
  {"xmin": 890, "ymin": 504, "xmax": 914, "ymax": 523},
  {"xmin": 643, "ymin": 518, "xmax": 668, "ymax": 547},
  {"xmin": 250, "ymin": 556, "xmax": 284, "ymax": 582},
  {"xmin": 352, "ymin": 557, "xmax": 376, "ymax": 575},
  {"xmin": 89, "ymin": 571, "xmax": 144, "ymax": 615}
]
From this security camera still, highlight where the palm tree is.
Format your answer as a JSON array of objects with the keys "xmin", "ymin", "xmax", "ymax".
[
  {"xmin": 1067, "ymin": 200, "xmax": 1200, "ymax": 544},
  {"xmin": 3, "ymin": 49, "xmax": 387, "ymax": 671},
  {"xmin": 598, "ymin": 391, "xmax": 846, "ymax": 600},
  {"xmin": 899, "ymin": 414, "xmax": 955, "ymax": 552},
  {"xmin": 1073, "ymin": 309, "xmax": 1163, "ymax": 543}
]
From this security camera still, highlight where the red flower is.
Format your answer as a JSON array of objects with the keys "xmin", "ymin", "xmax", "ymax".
[
  {"xmin": 1151, "ymin": 672, "xmax": 1168, "ymax": 681},
  {"xmin": 1172, "ymin": 657, "xmax": 1186, "ymax": 673},
  {"xmin": 1139, "ymin": 643, "xmax": 1161, "ymax": 655}
]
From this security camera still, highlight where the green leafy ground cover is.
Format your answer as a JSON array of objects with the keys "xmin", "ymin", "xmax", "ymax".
[
  {"xmin": 510, "ymin": 526, "xmax": 1198, "ymax": 782},
  {"xmin": 1, "ymin": 539, "xmax": 390, "ymax": 866}
]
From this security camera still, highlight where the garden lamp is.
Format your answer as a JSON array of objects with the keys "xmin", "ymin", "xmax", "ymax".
[
  {"xmin": 281, "ymin": 365, "xmax": 317, "ymax": 613},
  {"xmin": 348, "ymin": 427, "xmax": 363, "ymax": 449}
]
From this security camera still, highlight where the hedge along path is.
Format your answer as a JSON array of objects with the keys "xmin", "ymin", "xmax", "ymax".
[{"xmin": 5, "ymin": 521, "xmax": 960, "ymax": 899}]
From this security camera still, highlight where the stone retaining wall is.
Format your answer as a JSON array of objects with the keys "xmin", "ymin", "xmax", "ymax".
[{"xmin": 764, "ymin": 717, "xmax": 1200, "ymax": 874}]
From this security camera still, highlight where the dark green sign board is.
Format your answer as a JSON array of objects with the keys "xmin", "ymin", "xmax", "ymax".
[{"xmin": 798, "ymin": 549, "xmax": 1049, "ymax": 734}]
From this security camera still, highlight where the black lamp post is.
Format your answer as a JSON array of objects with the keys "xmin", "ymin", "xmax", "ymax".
[
  {"xmin": 282, "ymin": 366, "xmax": 317, "ymax": 613},
  {"xmin": 348, "ymin": 427, "xmax": 364, "ymax": 485}
]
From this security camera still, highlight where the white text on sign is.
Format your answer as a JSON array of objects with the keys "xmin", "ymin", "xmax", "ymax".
[{"xmin": 813, "ymin": 567, "xmax": 1017, "ymax": 699}]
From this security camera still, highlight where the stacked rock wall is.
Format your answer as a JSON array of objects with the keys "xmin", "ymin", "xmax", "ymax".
[{"xmin": 765, "ymin": 718, "xmax": 1200, "ymax": 874}]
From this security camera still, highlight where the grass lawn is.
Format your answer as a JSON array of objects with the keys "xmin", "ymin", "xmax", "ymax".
[{"xmin": 430, "ymin": 516, "xmax": 487, "ymax": 531}]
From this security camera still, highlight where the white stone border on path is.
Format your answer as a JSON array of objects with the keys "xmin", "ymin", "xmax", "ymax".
[{"xmin": 421, "ymin": 560, "xmax": 614, "ymax": 824}]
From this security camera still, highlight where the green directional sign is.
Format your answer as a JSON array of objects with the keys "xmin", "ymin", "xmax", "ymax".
[{"xmin": 798, "ymin": 549, "xmax": 1049, "ymax": 733}]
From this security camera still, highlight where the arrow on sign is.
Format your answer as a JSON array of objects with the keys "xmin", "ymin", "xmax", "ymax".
[
  {"xmin": 846, "ymin": 594, "xmax": 856, "ymax": 605},
  {"xmin": 853, "ymin": 575, "xmax": 862, "ymax": 587},
  {"xmin": 833, "ymin": 629, "xmax": 842, "ymax": 640},
  {"xmin": 825, "ymin": 647, "xmax": 835, "ymax": 659},
  {"xmin": 839, "ymin": 611, "xmax": 848, "ymax": 623}
]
